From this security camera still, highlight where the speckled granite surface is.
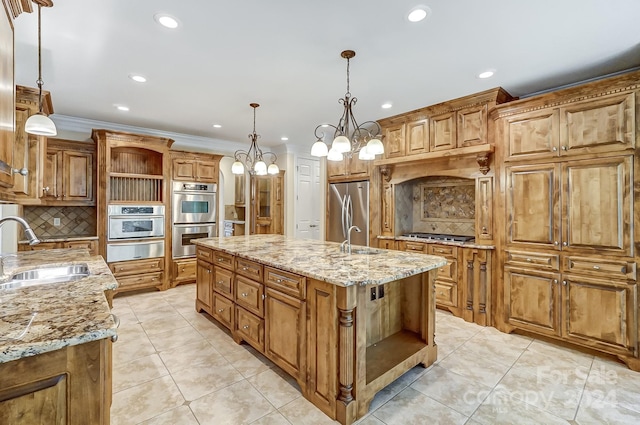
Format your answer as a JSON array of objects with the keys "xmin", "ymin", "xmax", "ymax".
[
  {"xmin": 0, "ymin": 248, "xmax": 118, "ymax": 363},
  {"xmin": 17, "ymin": 235, "xmax": 98, "ymax": 245},
  {"xmin": 194, "ymin": 235, "xmax": 447, "ymax": 286}
]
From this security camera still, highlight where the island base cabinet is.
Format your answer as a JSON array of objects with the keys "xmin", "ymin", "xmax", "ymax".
[
  {"xmin": 234, "ymin": 306, "xmax": 264, "ymax": 352},
  {"xmin": 195, "ymin": 260, "xmax": 213, "ymax": 314},
  {"xmin": 0, "ymin": 339, "xmax": 111, "ymax": 425}
]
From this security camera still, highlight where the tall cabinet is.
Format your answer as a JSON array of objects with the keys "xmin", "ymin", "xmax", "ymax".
[
  {"xmin": 250, "ymin": 171, "xmax": 284, "ymax": 235},
  {"xmin": 92, "ymin": 129, "xmax": 174, "ymax": 297},
  {"xmin": 495, "ymin": 75, "xmax": 639, "ymax": 369}
]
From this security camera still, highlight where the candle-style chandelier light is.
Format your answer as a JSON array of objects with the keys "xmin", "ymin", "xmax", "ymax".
[
  {"xmin": 231, "ymin": 103, "xmax": 279, "ymax": 175},
  {"xmin": 311, "ymin": 50, "xmax": 383, "ymax": 161}
]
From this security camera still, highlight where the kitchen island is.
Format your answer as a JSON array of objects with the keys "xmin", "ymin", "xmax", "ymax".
[
  {"xmin": 0, "ymin": 248, "xmax": 118, "ymax": 424},
  {"xmin": 194, "ymin": 235, "xmax": 446, "ymax": 425}
]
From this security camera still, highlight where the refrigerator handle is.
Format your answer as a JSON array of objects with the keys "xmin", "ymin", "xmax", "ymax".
[
  {"xmin": 348, "ymin": 194, "xmax": 354, "ymax": 229},
  {"xmin": 341, "ymin": 194, "xmax": 348, "ymax": 239}
]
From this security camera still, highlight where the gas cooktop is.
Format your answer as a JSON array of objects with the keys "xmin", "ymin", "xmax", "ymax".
[{"xmin": 403, "ymin": 233, "xmax": 475, "ymax": 242}]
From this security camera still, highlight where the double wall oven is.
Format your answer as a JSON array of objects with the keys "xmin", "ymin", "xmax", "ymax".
[
  {"xmin": 172, "ymin": 182, "xmax": 217, "ymax": 258},
  {"xmin": 106, "ymin": 205, "xmax": 165, "ymax": 262}
]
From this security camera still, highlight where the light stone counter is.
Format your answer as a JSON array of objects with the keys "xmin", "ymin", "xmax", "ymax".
[
  {"xmin": 0, "ymin": 248, "xmax": 118, "ymax": 363},
  {"xmin": 194, "ymin": 234, "xmax": 447, "ymax": 286}
]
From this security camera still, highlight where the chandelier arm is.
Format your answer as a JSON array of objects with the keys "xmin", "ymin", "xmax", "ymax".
[{"xmin": 314, "ymin": 123, "xmax": 339, "ymax": 140}]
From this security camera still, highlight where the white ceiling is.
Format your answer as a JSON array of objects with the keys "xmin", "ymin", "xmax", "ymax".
[{"xmin": 13, "ymin": 0, "xmax": 640, "ymax": 153}]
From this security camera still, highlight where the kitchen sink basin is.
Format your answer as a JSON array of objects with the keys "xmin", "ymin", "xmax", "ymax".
[
  {"xmin": 351, "ymin": 248, "xmax": 382, "ymax": 255},
  {"xmin": 0, "ymin": 264, "xmax": 90, "ymax": 290}
]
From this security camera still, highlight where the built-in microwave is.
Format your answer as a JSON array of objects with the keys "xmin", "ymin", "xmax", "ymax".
[{"xmin": 107, "ymin": 205, "xmax": 165, "ymax": 240}]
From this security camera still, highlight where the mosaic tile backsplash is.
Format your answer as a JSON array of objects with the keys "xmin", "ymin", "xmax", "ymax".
[
  {"xmin": 24, "ymin": 206, "xmax": 97, "ymax": 238},
  {"xmin": 396, "ymin": 176, "xmax": 475, "ymax": 237}
]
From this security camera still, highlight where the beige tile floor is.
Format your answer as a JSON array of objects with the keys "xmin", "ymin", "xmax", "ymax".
[{"xmin": 110, "ymin": 284, "xmax": 640, "ymax": 425}]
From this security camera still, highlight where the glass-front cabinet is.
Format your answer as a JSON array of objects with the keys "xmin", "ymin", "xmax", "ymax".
[{"xmin": 250, "ymin": 171, "xmax": 284, "ymax": 235}]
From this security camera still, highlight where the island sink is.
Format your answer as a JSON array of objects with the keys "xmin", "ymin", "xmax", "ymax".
[{"xmin": 1, "ymin": 264, "xmax": 90, "ymax": 290}]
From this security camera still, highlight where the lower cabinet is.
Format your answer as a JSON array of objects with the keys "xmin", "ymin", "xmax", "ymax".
[
  {"xmin": 0, "ymin": 339, "xmax": 112, "ymax": 425},
  {"xmin": 235, "ymin": 306, "xmax": 264, "ymax": 351},
  {"xmin": 196, "ymin": 259, "xmax": 213, "ymax": 314},
  {"xmin": 505, "ymin": 257, "xmax": 638, "ymax": 358},
  {"xmin": 212, "ymin": 293, "xmax": 234, "ymax": 330},
  {"xmin": 18, "ymin": 238, "xmax": 98, "ymax": 255},
  {"xmin": 171, "ymin": 258, "xmax": 197, "ymax": 287},
  {"xmin": 110, "ymin": 258, "xmax": 164, "ymax": 295}
]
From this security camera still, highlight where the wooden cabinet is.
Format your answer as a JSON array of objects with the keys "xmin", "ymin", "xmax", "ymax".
[
  {"xmin": 41, "ymin": 139, "xmax": 94, "ymax": 205},
  {"xmin": 381, "ymin": 119, "xmax": 428, "ymax": 159},
  {"xmin": 429, "ymin": 112, "xmax": 456, "ymax": 151},
  {"xmin": 171, "ymin": 150, "xmax": 222, "ymax": 183},
  {"xmin": 110, "ymin": 258, "xmax": 164, "ymax": 295},
  {"xmin": 18, "ymin": 238, "xmax": 98, "ymax": 255},
  {"xmin": 427, "ymin": 244, "xmax": 460, "ymax": 315},
  {"xmin": 384, "ymin": 123, "xmax": 406, "ymax": 158},
  {"xmin": 461, "ymin": 248, "xmax": 492, "ymax": 326},
  {"xmin": 476, "ymin": 176, "xmax": 493, "ymax": 242},
  {"xmin": 235, "ymin": 174, "xmax": 246, "ymax": 206},
  {"xmin": 250, "ymin": 171, "xmax": 284, "ymax": 235},
  {"xmin": 327, "ymin": 154, "xmax": 371, "ymax": 181},
  {"xmin": 196, "ymin": 259, "xmax": 213, "ymax": 314},
  {"xmin": 381, "ymin": 182, "xmax": 394, "ymax": 236},
  {"xmin": 377, "ymin": 238, "xmax": 396, "ymax": 250},
  {"xmin": 171, "ymin": 258, "xmax": 197, "ymax": 287},
  {"xmin": 0, "ymin": 339, "xmax": 112, "ymax": 425}
]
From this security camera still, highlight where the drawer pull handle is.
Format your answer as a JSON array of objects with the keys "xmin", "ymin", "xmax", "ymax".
[
  {"xmin": 218, "ymin": 258, "xmax": 223, "ymax": 262},
  {"xmin": 242, "ymin": 292, "xmax": 248, "ymax": 297},
  {"xmin": 262, "ymin": 294, "xmax": 266, "ymax": 300},
  {"xmin": 181, "ymin": 268, "xmax": 185, "ymax": 272},
  {"xmin": 217, "ymin": 280, "xmax": 224, "ymax": 285},
  {"xmin": 526, "ymin": 258, "xmax": 532, "ymax": 262},
  {"xmin": 242, "ymin": 267, "xmax": 248, "ymax": 271},
  {"xmin": 218, "ymin": 308, "xmax": 225, "ymax": 313},
  {"xmin": 243, "ymin": 325, "xmax": 249, "ymax": 330},
  {"xmin": 276, "ymin": 278, "xmax": 283, "ymax": 283},
  {"xmin": 207, "ymin": 269, "xmax": 211, "ymax": 273},
  {"xmin": 593, "ymin": 265, "xmax": 600, "ymax": 270}
]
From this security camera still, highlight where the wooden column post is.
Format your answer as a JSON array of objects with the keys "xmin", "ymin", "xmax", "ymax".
[{"xmin": 336, "ymin": 284, "xmax": 357, "ymax": 425}]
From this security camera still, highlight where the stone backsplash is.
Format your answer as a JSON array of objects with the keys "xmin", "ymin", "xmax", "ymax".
[{"xmin": 23, "ymin": 206, "xmax": 97, "ymax": 238}]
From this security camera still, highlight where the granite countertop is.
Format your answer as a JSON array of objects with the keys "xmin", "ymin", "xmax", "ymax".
[
  {"xmin": 17, "ymin": 235, "xmax": 99, "ymax": 244},
  {"xmin": 194, "ymin": 235, "xmax": 447, "ymax": 287},
  {"xmin": 0, "ymin": 248, "xmax": 118, "ymax": 363}
]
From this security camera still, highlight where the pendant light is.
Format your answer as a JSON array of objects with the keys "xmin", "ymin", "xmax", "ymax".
[
  {"xmin": 232, "ymin": 103, "xmax": 279, "ymax": 176},
  {"xmin": 25, "ymin": 4, "xmax": 57, "ymax": 137}
]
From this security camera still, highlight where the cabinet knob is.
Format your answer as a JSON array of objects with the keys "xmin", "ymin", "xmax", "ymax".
[
  {"xmin": 276, "ymin": 278, "xmax": 283, "ymax": 283},
  {"xmin": 562, "ymin": 242, "xmax": 568, "ymax": 247},
  {"xmin": 218, "ymin": 308, "xmax": 225, "ymax": 313},
  {"xmin": 243, "ymin": 325, "xmax": 249, "ymax": 330},
  {"xmin": 181, "ymin": 268, "xmax": 185, "ymax": 272},
  {"xmin": 593, "ymin": 265, "xmax": 600, "ymax": 270},
  {"xmin": 554, "ymin": 241, "xmax": 559, "ymax": 246},
  {"xmin": 552, "ymin": 147, "xmax": 558, "ymax": 152},
  {"xmin": 562, "ymin": 280, "xmax": 567, "ymax": 286},
  {"xmin": 207, "ymin": 269, "xmax": 211, "ymax": 273},
  {"xmin": 217, "ymin": 280, "xmax": 224, "ymax": 285},
  {"xmin": 42, "ymin": 186, "xmax": 49, "ymax": 194},
  {"xmin": 526, "ymin": 258, "xmax": 532, "ymax": 262},
  {"xmin": 242, "ymin": 266, "xmax": 248, "ymax": 271},
  {"xmin": 218, "ymin": 258, "xmax": 223, "ymax": 262},
  {"xmin": 561, "ymin": 146, "xmax": 567, "ymax": 151},
  {"xmin": 262, "ymin": 294, "xmax": 266, "ymax": 300},
  {"xmin": 241, "ymin": 292, "xmax": 248, "ymax": 297},
  {"xmin": 481, "ymin": 226, "xmax": 487, "ymax": 232},
  {"xmin": 553, "ymin": 279, "xmax": 558, "ymax": 284}
]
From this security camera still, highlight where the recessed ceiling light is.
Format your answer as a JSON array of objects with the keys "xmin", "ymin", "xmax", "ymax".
[
  {"xmin": 478, "ymin": 70, "xmax": 495, "ymax": 79},
  {"xmin": 381, "ymin": 102, "xmax": 393, "ymax": 109},
  {"xmin": 281, "ymin": 137, "xmax": 289, "ymax": 141},
  {"xmin": 154, "ymin": 13, "xmax": 179, "ymax": 29},
  {"xmin": 116, "ymin": 106, "xmax": 129, "ymax": 112},
  {"xmin": 212, "ymin": 124, "xmax": 222, "ymax": 128},
  {"xmin": 129, "ymin": 74, "xmax": 147, "ymax": 83},
  {"xmin": 407, "ymin": 6, "xmax": 431, "ymax": 23}
]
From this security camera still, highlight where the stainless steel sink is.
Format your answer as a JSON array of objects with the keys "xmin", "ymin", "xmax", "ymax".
[
  {"xmin": 351, "ymin": 248, "xmax": 382, "ymax": 255},
  {"xmin": 0, "ymin": 264, "xmax": 90, "ymax": 290}
]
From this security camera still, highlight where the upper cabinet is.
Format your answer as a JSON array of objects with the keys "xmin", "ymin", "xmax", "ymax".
[
  {"xmin": 0, "ymin": 1, "xmax": 15, "ymax": 199},
  {"xmin": 503, "ymin": 92, "xmax": 635, "ymax": 162},
  {"xmin": 41, "ymin": 139, "xmax": 95, "ymax": 205},
  {"xmin": 326, "ymin": 153, "xmax": 371, "ymax": 182},
  {"xmin": 171, "ymin": 151, "xmax": 222, "ymax": 183}
]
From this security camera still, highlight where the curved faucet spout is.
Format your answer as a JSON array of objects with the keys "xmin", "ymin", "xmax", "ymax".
[{"xmin": 0, "ymin": 216, "xmax": 40, "ymax": 245}]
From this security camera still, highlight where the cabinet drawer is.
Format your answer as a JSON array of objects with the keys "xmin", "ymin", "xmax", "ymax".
[
  {"xmin": 212, "ymin": 293, "xmax": 234, "ymax": 331},
  {"xmin": 236, "ymin": 258, "xmax": 263, "ymax": 282},
  {"xmin": 264, "ymin": 267, "xmax": 306, "ymax": 299},
  {"xmin": 434, "ymin": 259, "xmax": 458, "ymax": 285},
  {"xmin": 235, "ymin": 306, "xmax": 264, "ymax": 352},
  {"xmin": 64, "ymin": 240, "xmax": 97, "ymax": 254},
  {"xmin": 435, "ymin": 282, "xmax": 457, "ymax": 307},
  {"xmin": 213, "ymin": 267, "xmax": 234, "ymax": 299},
  {"xmin": 116, "ymin": 272, "xmax": 163, "ymax": 290},
  {"xmin": 110, "ymin": 258, "xmax": 164, "ymax": 276},
  {"xmin": 564, "ymin": 256, "xmax": 636, "ymax": 281},
  {"xmin": 173, "ymin": 259, "xmax": 196, "ymax": 283},
  {"xmin": 196, "ymin": 246, "xmax": 213, "ymax": 262},
  {"xmin": 505, "ymin": 250, "xmax": 560, "ymax": 271},
  {"xmin": 427, "ymin": 244, "xmax": 458, "ymax": 258},
  {"xmin": 213, "ymin": 251, "xmax": 234, "ymax": 270},
  {"xmin": 404, "ymin": 241, "xmax": 426, "ymax": 253},
  {"xmin": 235, "ymin": 275, "xmax": 265, "ymax": 317}
]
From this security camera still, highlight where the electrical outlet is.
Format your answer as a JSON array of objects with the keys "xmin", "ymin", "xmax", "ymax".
[
  {"xmin": 378, "ymin": 285, "xmax": 385, "ymax": 299},
  {"xmin": 53, "ymin": 217, "xmax": 61, "ymax": 227},
  {"xmin": 370, "ymin": 287, "xmax": 377, "ymax": 301}
]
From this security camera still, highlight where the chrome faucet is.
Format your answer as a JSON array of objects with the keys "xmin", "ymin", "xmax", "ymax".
[
  {"xmin": 340, "ymin": 225, "xmax": 361, "ymax": 254},
  {"xmin": 0, "ymin": 216, "xmax": 40, "ymax": 245}
]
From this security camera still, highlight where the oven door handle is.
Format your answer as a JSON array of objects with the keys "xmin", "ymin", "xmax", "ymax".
[
  {"xmin": 109, "ymin": 215, "xmax": 165, "ymax": 219},
  {"xmin": 173, "ymin": 223, "xmax": 216, "ymax": 228}
]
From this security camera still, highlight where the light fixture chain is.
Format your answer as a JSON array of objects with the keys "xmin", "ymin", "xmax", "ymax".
[
  {"xmin": 345, "ymin": 56, "xmax": 350, "ymax": 97},
  {"xmin": 37, "ymin": 4, "xmax": 44, "ymax": 113}
]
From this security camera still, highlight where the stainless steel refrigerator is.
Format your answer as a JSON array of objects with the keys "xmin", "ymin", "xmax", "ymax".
[{"xmin": 327, "ymin": 181, "xmax": 369, "ymax": 247}]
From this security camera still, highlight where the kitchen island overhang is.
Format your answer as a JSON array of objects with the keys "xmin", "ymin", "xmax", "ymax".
[{"xmin": 194, "ymin": 235, "xmax": 446, "ymax": 425}]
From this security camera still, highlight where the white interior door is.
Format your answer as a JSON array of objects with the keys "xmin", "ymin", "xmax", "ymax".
[{"xmin": 295, "ymin": 157, "xmax": 321, "ymax": 239}]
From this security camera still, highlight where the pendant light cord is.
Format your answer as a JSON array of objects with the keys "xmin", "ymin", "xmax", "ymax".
[{"xmin": 36, "ymin": 4, "xmax": 44, "ymax": 114}]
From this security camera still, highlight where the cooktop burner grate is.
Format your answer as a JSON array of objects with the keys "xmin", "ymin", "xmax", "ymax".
[{"xmin": 403, "ymin": 232, "xmax": 475, "ymax": 242}]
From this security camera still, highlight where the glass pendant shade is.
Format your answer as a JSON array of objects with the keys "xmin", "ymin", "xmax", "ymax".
[
  {"xmin": 326, "ymin": 148, "xmax": 344, "ymax": 162},
  {"xmin": 25, "ymin": 113, "xmax": 57, "ymax": 136},
  {"xmin": 267, "ymin": 163, "xmax": 280, "ymax": 175},
  {"xmin": 365, "ymin": 138, "xmax": 384, "ymax": 155},
  {"xmin": 310, "ymin": 140, "xmax": 329, "ymax": 157},
  {"xmin": 358, "ymin": 145, "xmax": 375, "ymax": 160},
  {"xmin": 332, "ymin": 135, "xmax": 351, "ymax": 153},
  {"xmin": 254, "ymin": 160, "xmax": 267, "ymax": 175},
  {"xmin": 231, "ymin": 161, "xmax": 245, "ymax": 175}
]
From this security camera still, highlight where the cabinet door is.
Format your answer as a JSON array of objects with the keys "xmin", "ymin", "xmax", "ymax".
[
  {"xmin": 505, "ymin": 267, "xmax": 561, "ymax": 337},
  {"xmin": 562, "ymin": 156, "xmax": 632, "ymax": 256},
  {"xmin": 457, "ymin": 104, "xmax": 487, "ymax": 148},
  {"xmin": 172, "ymin": 159, "xmax": 196, "ymax": 181},
  {"xmin": 234, "ymin": 174, "xmax": 245, "ymax": 206},
  {"xmin": 42, "ymin": 150, "xmax": 62, "ymax": 201},
  {"xmin": 213, "ymin": 266, "xmax": 234, "ymax": 299},
  {"xmin": 461, "ymin": 248, "xmax": 492, "ymax": 326},
  {"xmin": 0, "ymin": 374, "xmax": 67, "ymax": 424},
  {"xmin": 504, "ymin": 109, "xmax": 560, "ymax": 161},
  {"xmin": 64, "ymin": 240, "xmax": 97, "ymax": 255},
  {"xmin": 212, "ymin": 293, "xmax": 234, "ymax": 331},
  {"xmin": 381, "ymin": 182, "xmax": 394, "ymax": 235},
  {"xmin": 384, "ymin": 123, "xmax": 405, "ymax": 158},
  {"xmin": 235, "ymin": 306, "xmax": 264, "ymax": 352},
  {"xmin": 196, "ymin": 161, "xmax": 217, "ymax": 182},
  {"xmin": 429, "ymin": 112, "xmax": 456, "ymax": 151},
  {"xmin": 265, "ymin": 288, "xmax": 306, "ymax": 380},
  {"xmin": 560, "ymin": 92, "xmax": 635, "ymax": 156},
  {"xmin": 172, "ymin": 258, "xmax": 197, "ymax": 285},
  {"xmin": 63, "ymin": 150, "xmax": 93, "ymax": 202},
  {"xmin": 476, "ymin": 176, "xmax": 493, "ymax": 241},
  {"xmin": 235, "ymin": 275, "xmax": 264, "ymax": 318},
  {"xmin": 196, "ymin": 260, "xmax": 213, "ymax": 314},
  {"xmin": 378, "ymin": 239, "xmax": 396, "ymax": 250},
  {"xmin": 326, "ymin": 158, "xmax": 347, "ymax": 179},
  {"xmin": 347, "ymin": 154, "xmax": 370, "ymax": 177},
  {"xmin": 505, "ymin": 164, "xmax": 561, "ymax": 249},
  {"xmin": 562, "ymin": 275, "xmax": 636, "ymax": 356},
  {"xmin": 406, "ymin": 119, "xmax": 428, "ymax": 155}
]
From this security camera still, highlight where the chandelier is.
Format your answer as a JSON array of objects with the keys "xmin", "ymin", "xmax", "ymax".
[
  {"xmin": 25, "ymin": 3, "xmax": 57, "ymax": 136},
  {"xmin": 311, "ymin": 50, "xmax": 383, "ymax": 161},
  {"xmin": 231, "ymin": 103, "xmax": 279, "ymax": 175}
]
